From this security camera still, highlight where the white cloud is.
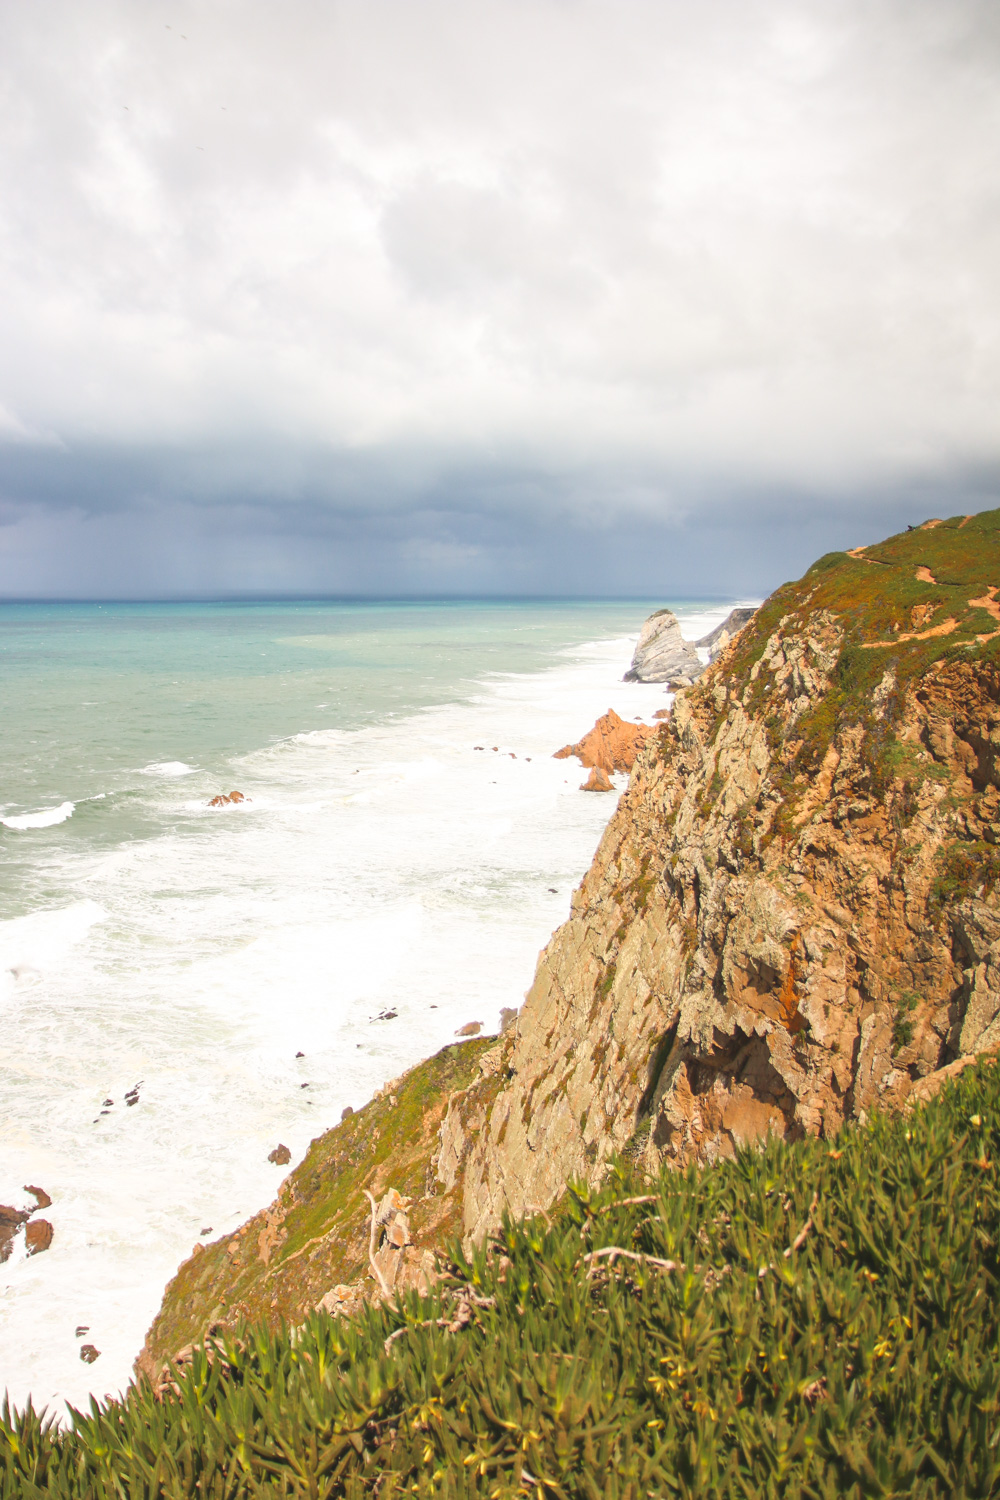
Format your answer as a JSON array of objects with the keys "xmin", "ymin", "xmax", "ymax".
[{"xmin": 0, "ymin": 0, "xmax": 997, "ymax": 592}]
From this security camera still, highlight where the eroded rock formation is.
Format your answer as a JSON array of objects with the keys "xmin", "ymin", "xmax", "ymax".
[
  {"xmin": 554, "ymin": 707, "xmax": 653, "ymax": 775},
  {"xmin": 624, "ymin": 610, "xmax": 703, "ymax": 683}
]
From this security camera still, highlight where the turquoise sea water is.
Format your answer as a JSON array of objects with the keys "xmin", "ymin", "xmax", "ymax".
[
  {"xmin": 0, "ymin": 596, "xmax": 743, "ymax": 1414},
  {"xmin": 0, "ymin": 599, "xmax": 674, "ymax": 910}
]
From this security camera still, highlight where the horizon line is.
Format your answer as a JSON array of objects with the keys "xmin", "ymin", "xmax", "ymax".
[{"xmin": 0, "ymin": 591, "xmax": 754, "ymax": 607}]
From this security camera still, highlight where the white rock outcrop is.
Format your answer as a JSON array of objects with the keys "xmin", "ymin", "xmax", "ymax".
[{"xmin": 624, "ymin": 610, "xmax": 702, "ymax": 683}]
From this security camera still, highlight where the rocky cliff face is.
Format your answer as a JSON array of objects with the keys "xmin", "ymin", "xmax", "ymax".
[
  {"xmin": 454, "ymin": 511, "xmax": 1000, "ymax": 1235},
  {"xmin": 139, "ymin": 509, "xmax": 1000, "ymax": 1374}
]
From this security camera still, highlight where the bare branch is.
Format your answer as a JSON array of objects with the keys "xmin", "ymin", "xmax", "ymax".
[
  {"xmin": 382, "ymin": 1288, "xmax": 496, "ymax": 1353},
  {"xmin": 784, "ymin": 1193, "xmax": 819, "ymax": 1258},
  {"xmin": 583, "ymin": 1246, "xmax": 680, "ymax": 1275}
]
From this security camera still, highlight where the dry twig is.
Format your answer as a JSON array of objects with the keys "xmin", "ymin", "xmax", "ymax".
[
  {"xmin": 383, "ymin": 1288, "xmax": 496, "ymax": 1352},
  {"xmin": 583, "ymin": 1246, "xmax": 680, "ymax": 1276},
  {"xmin": 784, "ymin": 1193, "xmax": 819, "ymax": 1258}
]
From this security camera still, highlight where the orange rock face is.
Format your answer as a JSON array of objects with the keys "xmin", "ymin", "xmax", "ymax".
[
  {"xmin": 581, "ymin": 767, "xmax": 614, "ymax": 792},
  {"xmin": 554, "ymin": 708, "xmax": 654, "ymax": 776},
  {"xmin": 208, "ymin": 790, "xmax": 248, "ymax": 808},
  {"xmin": 25, "ymin": 1219, "xmax": 53, "ymax": 1256}
]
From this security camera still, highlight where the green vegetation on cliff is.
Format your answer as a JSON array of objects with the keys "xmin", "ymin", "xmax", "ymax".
[
  {"xmin": 142, "ymin": 1038, "xmax": 501, "ymax": 1374},
  {"xmin": 5, "ymin": 1058, "xmax": 1000, "ymax": 1497},
  {"xmin": 726, "ymin": 507, "xmax": 1000, "ymax": 792}
]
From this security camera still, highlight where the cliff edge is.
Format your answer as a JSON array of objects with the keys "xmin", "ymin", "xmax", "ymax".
[{"xmin": 140, "ymin": 508, "xmax": 1000, "ymax": 1373}]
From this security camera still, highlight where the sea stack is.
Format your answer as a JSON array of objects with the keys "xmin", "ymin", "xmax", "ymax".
[{"xmin": 624, "ymin": 609, "xmax": 702, "ymax": 683}]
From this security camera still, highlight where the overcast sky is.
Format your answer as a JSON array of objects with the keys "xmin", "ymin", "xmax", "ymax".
[{"xmin": 0, "ymin": 0, "xmax": 997, "ymax": 598}]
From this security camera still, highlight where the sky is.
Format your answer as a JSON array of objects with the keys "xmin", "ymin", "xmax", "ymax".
[{"xmin": 0, "ymin": 0, "xmax": 997, "ymax": 599}]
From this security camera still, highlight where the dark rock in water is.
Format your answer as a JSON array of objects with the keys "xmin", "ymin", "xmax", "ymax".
[
  {"xmin": 0, "ymin": 1204, "xmax": 30, "ymax": 1263},
  {"xmin": 295, "ymin": 1051, "xmax": 304, "ymax": 1058},
  {"xmin": 24, "ymin": 1184, "xmax": 52, "ymax": 1210},
  {"xmin": 25, "ymin": 1219, "xmax": 53, "ymax": 1256},
  {"xmin": 75, "ymin": 1326, "xmax": 89, "ymax": 1337},
  {"xmin": 341, "ymin": 1106, "xmax": 354, "ymax": 1120},
  {"xmin": 79, "ymin": 1344, "xmax": 101, "ymax": 1364},
  {"xmin": 455, "ymin": 1021, "xmax": 483, "ymax": 1037},
  {"xmin": 103, "ymin": 1098, "xmax": 114, "ymax": 1108},
  {"xmin": 208, "ymin": 790, "xmax": 249, "ymax": 808},
  {"xmin": 268, "ymin": 1144, "xmax": 291, "ymax": 1166},
  {"xmin": 694, "ymin": 606, "xmax": 756, "ymax": 657},
  {"xmin": 624, "ymin": 610, "xmax": 703, "ymax": 683},
  {"xmin": 199, "ymin": 1228, "xmax": 212, "ymax": 1236}
]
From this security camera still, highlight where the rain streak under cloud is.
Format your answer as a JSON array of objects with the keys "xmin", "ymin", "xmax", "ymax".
[{"xmin": 0, "ymin": 0, "xmax": 997, "ymax": 597}]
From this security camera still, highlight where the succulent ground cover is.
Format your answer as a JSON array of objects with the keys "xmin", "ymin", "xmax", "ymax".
[{"xmin": 5, "ymin": 1056, "xmax": 1000, "ymax": 1498}]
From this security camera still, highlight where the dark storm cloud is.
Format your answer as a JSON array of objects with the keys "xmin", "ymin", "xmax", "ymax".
[
  {"xmin": 2, "ymin": 441, "xmax": 994, "ymax": 599},
  {"xmin": 0, "ymin": 0, "xmax": 997, "ymax": 597}
]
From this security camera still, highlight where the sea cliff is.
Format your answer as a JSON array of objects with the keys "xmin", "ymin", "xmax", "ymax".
[{"xmin": 140, "ymin": 508, "xmax": 1000, "ymax": 1375}]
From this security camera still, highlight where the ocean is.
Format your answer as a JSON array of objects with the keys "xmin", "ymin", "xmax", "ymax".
[{"xmin": 0, "ymin": 597, "xmax": 741, "ymax": 1414}]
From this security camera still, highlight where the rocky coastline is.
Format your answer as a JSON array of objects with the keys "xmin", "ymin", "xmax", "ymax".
[{"xmin": 138, "ymin": 510, "xmax": 1000, "ymax": 1380}]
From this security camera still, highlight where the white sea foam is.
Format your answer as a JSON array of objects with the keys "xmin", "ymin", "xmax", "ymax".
[
  {"xmin": 0, "ymin": 608, "xmax": 738, "ymax": 1416},
  {"xmin": 0, "ymin": 901, "xmax": 106, "ymax": 1002},
  {"xmin": 140, "ymin": 761, "xmax": 197, "ymax": 777},
  {"xmin": 0, "ymin": 801, "xmax": 75, "ymax": 830}
]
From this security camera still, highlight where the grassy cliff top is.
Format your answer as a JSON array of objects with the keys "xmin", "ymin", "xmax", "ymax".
[
  {"xmin": 700, "ymin": 508, "xmax": 1000, "ymax": 794},
  {"xmin": 729, "ymin": 507, "xmax": 1000, "ymax": 692},
  {"xmin": 5, "ymin": 1056, "xmax": 1000, "ymax": 1496}
]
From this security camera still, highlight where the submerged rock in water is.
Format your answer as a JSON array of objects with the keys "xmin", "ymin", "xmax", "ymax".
[
  {"xmin": 0, "ymin": 1204, "xmax": 30, "ymax": 1263},
  {"xmin": 25, "ymin": 1219, "xmax": 53, "ymax": 1256},
  {"xmin": 624, "ymin": 610, "xmax": 702, "ymax": 683},
  {"xmin": 208, "ymin": 790, "xmax": 248, "ymax": 808}
]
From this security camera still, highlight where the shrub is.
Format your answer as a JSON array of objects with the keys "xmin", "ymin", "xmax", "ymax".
[{"xmin": 4, "ymin": 1062, "xmax": 1000, "ymax": 1497}]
